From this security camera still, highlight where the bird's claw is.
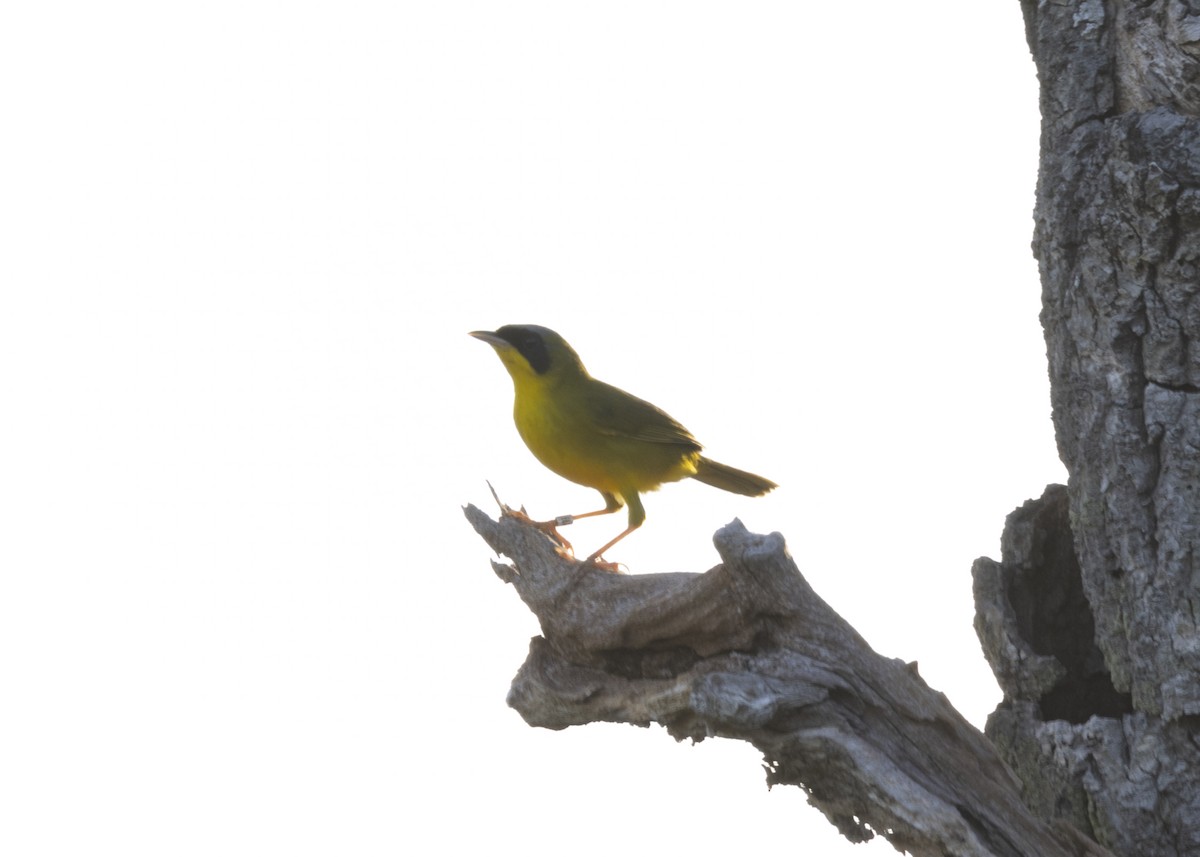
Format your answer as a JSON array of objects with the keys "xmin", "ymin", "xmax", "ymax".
[
  {"xmin": 486, "ymin": 482, "xmax": 575, "ymax": 553},
  {"xmin": 585, "ymin": 555, "xmax": 626, "ymax": 574},
  {"xmin": 531, "ymin": 518, "xmax": 574, "ymax": 553}
]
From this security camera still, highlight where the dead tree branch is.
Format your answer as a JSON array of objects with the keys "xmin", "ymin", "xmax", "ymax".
[{"xmin": 466, "ymin": 505, "xmax": 1111, "ymax": 857}]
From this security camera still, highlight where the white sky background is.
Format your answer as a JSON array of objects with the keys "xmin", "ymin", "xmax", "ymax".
[{"xmin": 2, "ymin": 3, "xmax": 1060, "ymax": 855}]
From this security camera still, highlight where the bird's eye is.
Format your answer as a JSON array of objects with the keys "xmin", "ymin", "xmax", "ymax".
[{"xmin": 517, "ymin": 332, "xmax": 551, "ymax": 374}]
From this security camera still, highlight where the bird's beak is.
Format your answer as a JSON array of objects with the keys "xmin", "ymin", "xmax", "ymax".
[{"xmin": 469, "ymin": 330, "xmax": 506, "ymax": 348}]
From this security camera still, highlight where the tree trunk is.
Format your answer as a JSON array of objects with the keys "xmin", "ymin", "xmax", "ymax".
[{"xmin": 971, "ymin": 2, "xmax": 1200, "ymax": 855}]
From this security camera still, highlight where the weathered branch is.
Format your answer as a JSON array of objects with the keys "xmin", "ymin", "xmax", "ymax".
[{"xmin": 466, "ymin": 505, "xmax": 1111, "ymax": 857}]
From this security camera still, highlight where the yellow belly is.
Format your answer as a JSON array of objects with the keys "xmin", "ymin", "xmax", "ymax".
[{"xmin": 513, "ymin": 387, "xmax": 697, "ymax": 494}]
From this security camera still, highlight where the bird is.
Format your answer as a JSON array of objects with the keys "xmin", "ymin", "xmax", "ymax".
[{"xmin": 470, "ymin": 324, "xmax": 776, "ymax": 565}]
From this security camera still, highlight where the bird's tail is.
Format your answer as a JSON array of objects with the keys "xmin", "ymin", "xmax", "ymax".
[{"xmin": 692, "ymin": 456, "xmax": 777, "ymax": 497}]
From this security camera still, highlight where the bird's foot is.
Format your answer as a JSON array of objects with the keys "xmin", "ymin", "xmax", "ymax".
[
  {"xmin": 487, "ymin": 482, "xmax": 575, "ymax": 553},
  {"xmin": 584, "ymin": 554, "xmax": 626, "ymax": 574},
  {"xmin": 528, "ymin": 516, "xmax": 574, "ymax": 554}
]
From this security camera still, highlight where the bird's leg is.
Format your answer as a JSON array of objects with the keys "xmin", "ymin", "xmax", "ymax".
[
  {"xmin": 486, "ymin": 481, "xmax": 572, "ymax": 550},
  {"xmin": 555, "ymin": 491, "xmax": 624, "ymax": 527},
  {"xmin": 488, "ymin": 483, "xmax": 627, "ymax": 556},
  {"xmin": 539, "ymin": 492, "xmax": 624, "ymax": 555},
  {"xmin": 585, "ymin": 492, "xmax": 644, "ymax": 570},
  {"xmin": 508, "ymin": 508, "xmax": 577, "ymax": 553}
]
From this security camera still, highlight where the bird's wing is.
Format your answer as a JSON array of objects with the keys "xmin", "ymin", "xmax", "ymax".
[{"xmin": 583, "ymin": 380, "xmax": 703, "ymax": 450}]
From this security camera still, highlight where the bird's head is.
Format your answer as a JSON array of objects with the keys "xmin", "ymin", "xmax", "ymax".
[{"xmin": 470, "ymin": 324, "xmax": 588, "ymax": 384}]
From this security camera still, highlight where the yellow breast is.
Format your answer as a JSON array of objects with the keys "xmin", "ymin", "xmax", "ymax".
[{"xmin": 511, "ymin": 376, "xmax": 698, "ymax": 494}]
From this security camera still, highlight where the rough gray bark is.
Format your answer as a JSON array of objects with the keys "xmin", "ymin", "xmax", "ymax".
[
  {"xmin": 467, "ymin": 504, "xmax": 1112, "ymax": 857},
  {"xmin": 970, "ymin": 3, "xmax": 1200, "ymax": 856}
]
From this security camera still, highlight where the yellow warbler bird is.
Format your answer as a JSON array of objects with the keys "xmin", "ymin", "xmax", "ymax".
[{"xmin": 471, "ymin": 324, "xmax": 776, "ymax": 563}]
